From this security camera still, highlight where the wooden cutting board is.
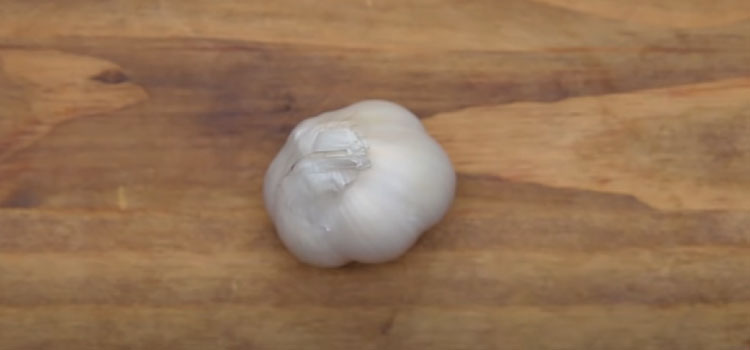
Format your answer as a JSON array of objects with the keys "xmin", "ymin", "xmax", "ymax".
[{"xmin": 2, "ymin": 1, "xmax": 750, "ymax": 349}]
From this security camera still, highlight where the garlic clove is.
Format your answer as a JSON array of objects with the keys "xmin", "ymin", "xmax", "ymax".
[{"xmin": 264, "ymin": 100, "xmax": 455, "ymax": 267}]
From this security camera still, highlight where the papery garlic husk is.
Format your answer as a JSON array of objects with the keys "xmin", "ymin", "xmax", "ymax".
[{"xmin": 263, "ymin": 100, "xmax": 455, "ymax": 267}]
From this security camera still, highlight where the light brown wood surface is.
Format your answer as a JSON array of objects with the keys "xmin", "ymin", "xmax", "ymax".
[{"xmin": 1, "ymin": 1, "xmax": 750, "ymax": 349}]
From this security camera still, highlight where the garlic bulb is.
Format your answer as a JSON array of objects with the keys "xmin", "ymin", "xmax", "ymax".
[{"xmin": 263, "ymin": 100, "xmax": 455, "ymax": 267}]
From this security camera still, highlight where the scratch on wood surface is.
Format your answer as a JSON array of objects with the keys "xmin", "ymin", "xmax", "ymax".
[
  {"xmin": 117, "ymin": 186, "xmax": 128, "ymax": 210},
  {"xmin": 379, "ymin": 310, "xmax": 397, "ymax": 335}
]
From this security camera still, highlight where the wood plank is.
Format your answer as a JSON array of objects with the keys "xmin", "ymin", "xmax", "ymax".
[
  {"xmin": 0, "ymin": 0, "xmax": 718, "ymax": 50},
  {"xmin": 1, "ymin": 305, "xmax": 748, "ymax": 350},
  {"xmin": 535, "ymin": 0, "xmax": 750, "ymax": 28},
  {"xmin": 2, "ymin": 248, "xmax": 750, "ymax": 306}
]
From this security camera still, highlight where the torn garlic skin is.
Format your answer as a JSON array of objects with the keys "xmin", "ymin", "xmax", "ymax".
[{"xmin": 264, "ymin": 100, "xmax": 455, "ymax": 267}]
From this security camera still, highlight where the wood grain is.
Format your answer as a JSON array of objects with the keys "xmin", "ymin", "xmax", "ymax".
[
  {"xmin": 425, "ymin": 78, "xmax": 750, "ymax": 210},
  {"xmin": 1, "ymin": 1, "xmax": 750, "ymax": 349}
]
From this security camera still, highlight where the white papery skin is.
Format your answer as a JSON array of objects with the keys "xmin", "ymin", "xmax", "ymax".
[{"xmin": 264, "ymin": 100, "xmax": 455, "ymax": 267}]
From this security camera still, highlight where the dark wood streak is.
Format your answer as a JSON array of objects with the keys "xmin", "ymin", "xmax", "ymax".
[{"xmin": 2, "ymin": 35, "xmax": 748, "ymax": 119}]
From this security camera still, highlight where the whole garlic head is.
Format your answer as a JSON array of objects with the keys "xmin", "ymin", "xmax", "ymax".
[{"xmin": 264, "ymin": 100, "xmax": 455, "ymax": 267}]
